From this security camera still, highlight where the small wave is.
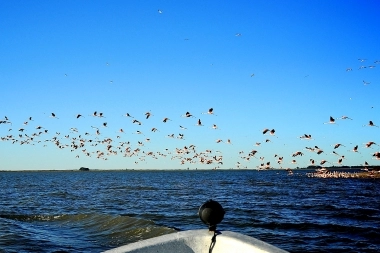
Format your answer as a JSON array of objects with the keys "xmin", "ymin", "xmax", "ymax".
[
  {"xmin": 253, "ymin": 220, "xmax": 379, "ymax": 235},
  {"xmin": 119, "ymin": 186, "xmax": 158, "ymax": 191},
  {"xmin": 0, "ymin": 214, "xmax": 59, "ymax": 222},
  {"xmin": 0, "ymin": 213, "xmax": 177, "ymax": 251}
]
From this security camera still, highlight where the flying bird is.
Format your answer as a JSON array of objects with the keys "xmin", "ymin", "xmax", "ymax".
[
  {"xmin": 132, "ymin": 119, "xmax": 142, "ymax": 125},
  {"xmin": 366, "ymin": 120, "xmax": 379, "ymax": 127},
  {"xmin": 364, "ymin": 141, "xmax": 376, "ymax": 148},
  {"xmin": 332, "ymin": 151, "xmax": 340, "ymax": 156},
  {"xmin": 324, "ymin": 116, "xmax": 336, "ymax": 124},
  {"xmin": 333, "ymin": 143, "xmax": 345, "ymax": 149},
  {"xmin": 182, "ymin": 112, "xmax": 194, "ymax": 118},
  {"xmin": 320, "ymin": 160, "xmax": 331, "ymax": 165},
  {"xmin": 202, "ymin": 108, "xmax": 216, "ymax": 115},
  {"xmin": 50, "ymin": 113, "xmax": 59, "ymax": 119},
  {"xmin": 363, "ymin": 80, "xmax": 371, "ymax": 85},
  {"xmin": 145, "ymin": 111, "xmax": 152, "ymax": 119},
  {"xmin": 123, "ymin": 113, "xmax": 134, "ymax": 118},
  {"xmin": 300, "ymin": 134, "xmax": 312, "ymax": 140},
  {"xmin": 351, "ymin": 145, "xmax": 359, "ymax": 153}
]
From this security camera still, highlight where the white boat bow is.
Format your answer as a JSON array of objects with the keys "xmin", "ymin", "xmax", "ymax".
[{"xmin": 103, "ymin": 229, "xmax": 288, "ymax": 253}]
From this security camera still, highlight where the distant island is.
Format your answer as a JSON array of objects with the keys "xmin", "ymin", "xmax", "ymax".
[{"xmin": 79, "ymin": 167, "xmax": 89, "ymax": 171}]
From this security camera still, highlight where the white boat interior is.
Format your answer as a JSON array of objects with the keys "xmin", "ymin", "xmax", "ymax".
[{"xmin": 103, "ymin": 229, "xmax": 288, "ymax": 253}]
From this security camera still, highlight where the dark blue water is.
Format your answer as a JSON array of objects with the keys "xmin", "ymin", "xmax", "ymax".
[{"xmin": 0, "ymin": 170, "xmax": 379, "ymax": 253}]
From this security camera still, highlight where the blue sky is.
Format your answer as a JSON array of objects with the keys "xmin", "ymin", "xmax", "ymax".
[{"xmin": 1, "ymin": 1, "xmax": 379, "ymax": 170}]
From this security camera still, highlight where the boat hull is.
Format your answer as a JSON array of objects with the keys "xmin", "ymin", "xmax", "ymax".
[{"xmin": 103, "ymin": 229, "xmax": 288, "ymax": 253}]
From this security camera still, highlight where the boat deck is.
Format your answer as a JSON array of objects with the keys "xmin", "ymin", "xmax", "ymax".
[{"xmin": 103, "ymin": 229, "xmax": 288, "ymax": 253}]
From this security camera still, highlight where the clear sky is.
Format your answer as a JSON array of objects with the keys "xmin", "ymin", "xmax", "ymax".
[{"xmin": 1, "ymin": 1, "xmax": 379, "ymax": 170}]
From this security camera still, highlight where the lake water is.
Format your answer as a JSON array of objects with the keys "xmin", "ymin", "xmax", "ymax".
[{"xmin": 0, "ymin": 170, "xmax": 379, "ymax": 253}]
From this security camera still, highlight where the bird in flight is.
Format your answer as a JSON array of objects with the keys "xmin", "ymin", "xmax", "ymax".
[
  {"xmin": 202, "ymin": 108, "xmax": 216, "ymax": 115},
  {"xmin": 263, "ymin": 128, "xmax": 275, "ymax": 135},
  {"xmin": 365, "ymin": 120, "xmax": 379, "ymax": 127},
  {"xmin": 50, "ymin": 113, "xmax": 59, "ymax": 119},
  {"xmin": 182, "ymin": 112, "xmax": 194, "ymax": 118},
  {"xmin": 132, "ymin": 119, "xmax": 142, "ymax": 125},
  {"xmin": 300, "ymin": 134, "xmax": 312, "ymax": 140},
  {"xmin": 365, "ymin": 141, "xmax": 376, "ymax": 148},
  {"xmin": 145, "ymin": 111, "xmax": 152, "ymax": 119},
  {"xmin": 363, "ymin": 80, "xmax": 371, "ymax": 85},
  {"xmin": 212, "ymin": 124, "xmax": 219, "ymax": 130},
  {"xmin": 324, "ymin": 116, "xmax": 336, "ymax": 124},
  {"xmin": 333, "ymin": 143, "xmax": 345, "ymax": 149},
  {"xmin": 320, "ymin": 160, "xmax": 331, "ymax": 165},
  {"xmin": 350, "ymin": 145, "xmax": 359, "ymax": 153},
  {"xmin": 123, "ymin": 113, "xmax": 133, "ymax": 118},
  {"xmin": 335, "ymin": 157, "xmax": 344, "ymax": 165}
]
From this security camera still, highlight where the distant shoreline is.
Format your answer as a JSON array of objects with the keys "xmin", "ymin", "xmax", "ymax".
[{"xmin": 1, "ymin": 165, "xmax": 378, "ymax": 173}]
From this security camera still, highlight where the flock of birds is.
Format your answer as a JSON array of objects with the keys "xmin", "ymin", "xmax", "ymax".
[
  {"xmin": 2, "ymin": 3, "xmax": 380, "ymax": 171},
  {"xmin": 1, "ymin": 105, "xmax": 379, "ymax": 171},
  {"xmin": 346, "ymin": 58, "xmax": 379, "ymax": 86},
  {"xmin": 1, "ymin": 57, "xmax": 380, "ymax": 171},
  {"xmin": 1, "ymin": 4, "xmax": 379, "ymax": 172},
  {"xmin": 0, "ymin": 108, "xmax": 229, "ymax": 167}
]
